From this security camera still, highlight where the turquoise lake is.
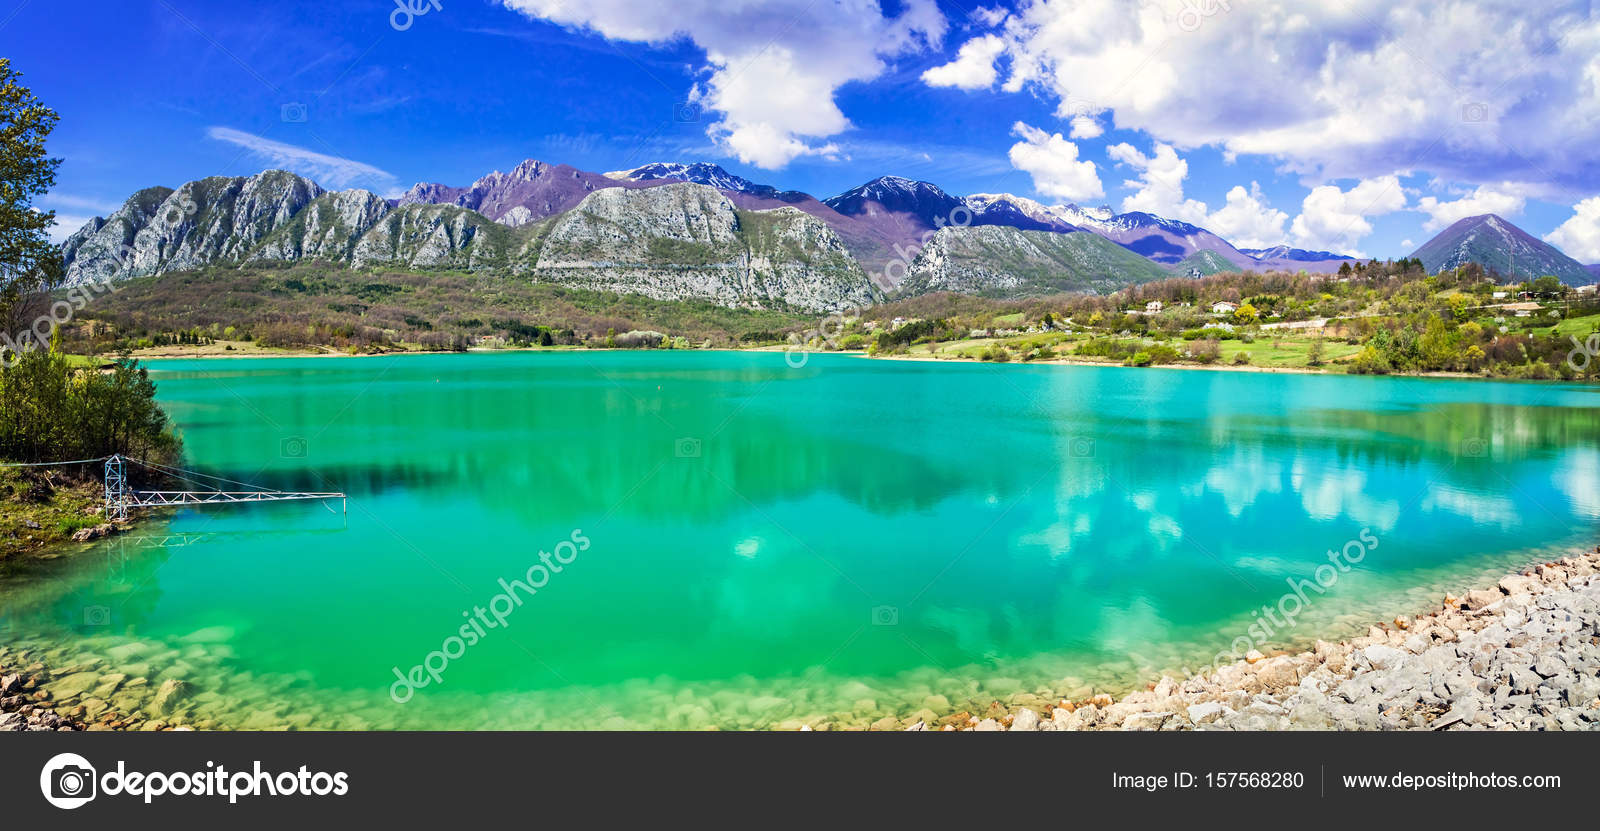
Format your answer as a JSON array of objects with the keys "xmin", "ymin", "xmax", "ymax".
[{"xmin": 2, "ymin": 351, "xmax": 1597, "ymax": 729}]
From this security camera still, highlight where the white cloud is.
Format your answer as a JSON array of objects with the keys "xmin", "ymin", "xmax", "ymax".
[
  {"xmin": 40, "ymin": 193, "xmax": 121, "ymax": 214},
  {"xmin": 1106, "ymin": 140, "xmax": 1209, "ymax": 225},
  {"xmin": 1290, "ymin": 176, "xmax": 1407, "ymax": 255},
  {"xmin": 922, "ymin": 34, "xmax": 1006, "ymax": 89},
  {"xmin": 39, "ymin": 193, "xmax": 122, "ymax": 243},
  {"xmin": 1415, "ymin": 184, "xmax": 1527, "ymax": 230},
  {"xmin": 1008, "ymin": 121, "xmax": 1104, "ymax": 202},
  {"xmin": 1067, "ymin": 114, "xmax": 1103, "ymax": 139},
  {"xmin": 499, "ymin": 0, "xmax": 946, "ymax": 169},
  {"xmin": 971, "ymin": 6, "xmax": 1009, "ymax": 27},
  {"xmin": 1206, "ymin": 183, "xmax": 1289, "ymax": 249},
  {"xmin": 1098, "ymin": 141, "xmax": 1289, "ymax": 245},
  {"xmin": 961, "ymin": 0, "xmax": 1600, "ymax": 194},
  {"xmin": 1545, "ymin": 196, "xmax": 1600, "ymax": 263},
  {"xmin": 205, "ymin": 127, "xmax": 395, "ymax": 189},
  {"xmin": 45, "ymin": 212, "xmax": 96, "ymax": 244}
]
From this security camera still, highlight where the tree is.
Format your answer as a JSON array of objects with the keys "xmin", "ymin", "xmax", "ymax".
[
  {"xmin": 0, "ymin": 58, "xmax": 63, "ymax": 328},
  {"xmin": 1530, "ymin": 275, "xmax": 1564, "ymax": 297},
  {"xmin": 1232, "ymin": 303, "xmax": 1259, "ymax": 325}
]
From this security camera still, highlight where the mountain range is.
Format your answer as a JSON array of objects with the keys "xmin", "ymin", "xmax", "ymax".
[
  {"xmin": 58, "ymin": 159, "xmax": 1596, "ymax": 311},
  {"xmin": 1410, "ymin": 214, "xmax": 1594, "ymax": 286}
]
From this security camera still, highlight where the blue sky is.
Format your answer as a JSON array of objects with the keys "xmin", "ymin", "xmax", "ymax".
[{"xmin": 8, "ymin": 1, "xmax": 1600, "ymax": 262}]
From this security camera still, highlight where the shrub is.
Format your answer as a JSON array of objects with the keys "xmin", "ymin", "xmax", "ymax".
[
  {"xmin": 1348, "ymin": 345, "xmax": 1391, "ymax": 375},
  {"xmin": 1232, "ymin": 352, "xmax": 1251, "ymax": 365}
]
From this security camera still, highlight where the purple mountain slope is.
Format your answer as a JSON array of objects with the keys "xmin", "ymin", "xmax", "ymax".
[
  {"xmin": 398, "ymin": 159, "xmax": 651, "ymax": 226},
  {"xmin": 1411, "ymin": 214, "xmax": 1592, "ymax": 285},
  {"xmin": 606, "ymin": 162, "xmax": 816, "ymax": 201},
  {"xmin": 823, "ymin": 176, "xmax": 968, "ymax": 229},
  {"xmin": 397, "ymin": 160, "xmax": 1367, "ymax": 279},
  {"xmin": 1241, "ymin": 245, "xmax": 1354, "ymax": 262}
]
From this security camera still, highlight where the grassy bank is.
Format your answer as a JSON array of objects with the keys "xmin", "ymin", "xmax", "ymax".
[
  {"xmin": 0, "ymin": 465, "xmax": 114, "ymax": 562},
  {"xmin": 52, "ymin": 264, "xmax": 814, "ymax": 357}
]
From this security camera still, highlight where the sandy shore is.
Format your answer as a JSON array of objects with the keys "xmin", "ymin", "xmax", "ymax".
[
  {"xmin": 864, "ymin": 351, "xmax": 1331, "ymax": 375},
  {"xmin": 911, "ymin": 547, "xmax": 1600, "ymax": 731}
]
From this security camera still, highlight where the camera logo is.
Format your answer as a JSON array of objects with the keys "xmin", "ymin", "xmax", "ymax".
[
  {"xmin": 280, "ymin": 102, "xmax": 308, "ymax": 123},
  {"xmin": 673, "ymin": 101, "xmax": 701, "ymax": 123},
  {"xmin": 161, "ymin": 194, "xmax": 198, "ymax": 226},
  {"xmin": 281, "ymin": 436, "xmax": 308, "ymax": 458},
  {"xmin": 674, "ymin": 437, "xmax": 702, "ymax": 458},
  {"xmin": 40, "ymin": 753, "xmax": 97, "ymax": 810},
  {"xmin": 83, "ymin": 605, "xmax": 111, "ymax": 626},
  {"xmin": 870, "ymin": 605, "xmax": 899, "ymax": 626}
]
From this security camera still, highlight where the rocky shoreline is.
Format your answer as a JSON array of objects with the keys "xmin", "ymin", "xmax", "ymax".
[
  {"xmin": 6, "ymin": 547, "xmax": 1599, "ymax": 732},
  {"xmin": 908, "ymin": 548, "xmax": 1600, "ymax": 731},
  {"xmin": 0, "ymin": 640, "xmax": 202, "ymax": 732}
]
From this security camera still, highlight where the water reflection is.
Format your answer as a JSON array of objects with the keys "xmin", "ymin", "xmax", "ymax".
[{"xmin": 0, "ymin": 355, "xmax": 1593, "ymax": 729}]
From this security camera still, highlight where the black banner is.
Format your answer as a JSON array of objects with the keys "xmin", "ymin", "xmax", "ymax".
[{"xmin": 1, "ymin": 732, "xmax": 1591, "ymax": 822}]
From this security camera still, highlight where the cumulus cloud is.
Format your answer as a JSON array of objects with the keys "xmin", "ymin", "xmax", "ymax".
[
  {"xmin": 1206, "ymin": 183, "xmax": 1290, "ymax": 249},
  {"xmin": 1099, "ymin": 141, "xmax": 1289, "ymax": 245},
  {"xmin": 44, "ymin": 213, "xmax": 94, "ymax": 244},
  {"xmin": 1067, "ymin": 114, "xmax": 1103, "ymax": 139},
  {"xmin": 921, "ymin": 34, "xmax": 1006, "ymax": 89},
  {"xmin": 499, "ymin": 0, "xmax": 946, "ymax": 169},
  {"xmin": 1107, "ymin": 141, "xmax": 1209, "ymax": 225},
  {"xmin": 960, "ymin": 0, "xmax": 1600, "ymax": 194},
  {"xmin": 1290, "ymin": 176, "xmax": 1407, "ymax": 255},
  {"xmin": 971, "ymin": 6, "xmax": 1009, "ymax": 27},
  {"xmin": 37, "ymin": 193, "xmax": 123, "ymax": 244},
  {"xmin": 1008, "ymin": 121, "xmax": 1104, "ymax": 202},
  {"xmin": 1545, "ymin": 196, "xmax": 1600, "ymax": 263},
  {"xmin": 1415, "ymin": 184, "xmax": 1528, "ymax": 230},
  {"xmin": 206, "ymin": 127, "xmax": 395, "ymax": 189}
]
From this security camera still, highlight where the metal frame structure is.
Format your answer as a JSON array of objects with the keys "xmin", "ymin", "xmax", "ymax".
[
  {"xmin": 102, "ymin": 454, "xmax": 346, "ymax": 518},
  {"xmin": 104, "ymin": 455, "xmax": 128, "ymax": 521}
]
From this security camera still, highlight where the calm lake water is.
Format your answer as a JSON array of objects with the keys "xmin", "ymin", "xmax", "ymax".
[{"xmin": 3, "ymin": 352, "xmax": 1598, "ymax": 729}]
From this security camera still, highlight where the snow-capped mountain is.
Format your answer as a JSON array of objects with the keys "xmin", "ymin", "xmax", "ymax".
[
  {"xmin": 822, "ymin": 176, "xmax": 968, "ymax": 227},
  {"xmin": 398, "ymin": 159, "xmax": 629, "ymax": 226},
  {"xmin": 964, "ymin": 193, "xmax": 1077, "ymax": 232},
  {"xmin": 1411, "ymin": 214, "xmax": 1592, "ymax": 285},
  {"xmin": 1240, "ymin": 245, "xmax": 1354, "ymax": 263},
  {"xmin": 606, "ymin": 162, "xmax": 785, "ymax": 198},
  {"xmin": 1039, "ymin": 206, "xmax": 1256, "ymax": 267}
]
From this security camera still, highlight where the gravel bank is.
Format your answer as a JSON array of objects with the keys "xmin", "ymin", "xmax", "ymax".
[
  {"xmin": 0, "ymin": 667, "xmax": 89, "ymax": 731},
  {"xmin": 910, "ymin": 549, "xmax": 1600, "ymax": 731}
]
